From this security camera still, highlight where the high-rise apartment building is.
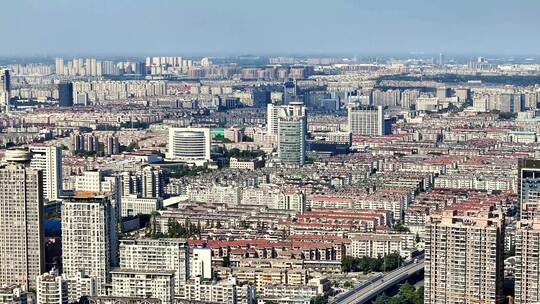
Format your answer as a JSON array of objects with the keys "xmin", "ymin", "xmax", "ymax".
[
  {"xmin": 424, "ymin": 210, "xmax": 504, "ymax": 304},
  {"xmin": 438, "ymin": 53, "xmax": 445, "ymax": 66},
  {"xmin": 140, "ymin": 166, "xmax": 165, "ymax": 198},
  {"xmin": 58, "ymin": 82, "xmax": 74, "ymax": 107},
  {"xmin": 499, "ymin": 93, "xmax": 525, "ymax": 113},
  {"xmin": 267, "ymin": 102, "xmax": 307, "ymax": 166},
  {"xmin": 110, "ymin": 269, "xmax": 175, "ymax": 304},
  {"xmin": 455, "ymin": 87, "xmax": 471, "ymax": 102},
  {"xmin": 104, "ymin": 135, "xmax": 120, "ymax": 156},
  {"xmin": 54, "ymin": 58, "xmax": 103, "ymax": 76},
  {"xmin": 0, "ymin": 149, "xmax": 44, "ymax": 290},
  {"xmin": 372, "ymin": 89, "xmax": 400, "ymax": 107},
  {"xmin": 61, "ymin": 194, "xmax": 117, "ymax": 295},
  {"xmin": 29, "ymin": 145, "xmax": 63, "ymax": 201},
  {"xmin": 119, "ymin": 239, "xmax": 189, "ymax": 293},
  {"xmin": 436, "ymin": 86, "xmax": 451, "ymax": 99},
  {"xmin": 167, "ymin": 127, "xmax": 211, "ymax": 165},
  {"xmin": 283, "ymin": 80, "xmax": 297, "ymax": 104},
  {"xmin": 36, "ymin": 269, "xmax": 69, "ymax": 304},
  {"xmin": 348, "ymin": 105, "xmax": 388, "ymax": 136},
  {"xmin": 515, "ymin": 218, "xmax": 540, "ymax": 304},
  {"xmin": 1, "ymin": 69, "xmax": 10, "ymax": 112},
  {"xmin": 64, "ymin": 271, "xmax": 96, "ymax": 303},
  {"xmin": 518, "ymin": 158, "xmax": 540, "ymax": 220},
  {"xmin": 1, "ymin": 69, "xmax": 10, "ymax": 92},
  {"xmin": 119, "ymin": 167, "xmax": 165, "ymax": 199},
  {"xmin": 277, "ymin": 116, "xmax": 306, "ymax": 166},
  {"xmin": 55, "ymin": 58, "xmax": 64, "ymax": 75}
]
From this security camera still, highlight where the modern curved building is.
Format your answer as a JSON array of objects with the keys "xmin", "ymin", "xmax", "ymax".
[{"xmin": 167, "ymin": 127, "xmax": 211, "ymax": 165}]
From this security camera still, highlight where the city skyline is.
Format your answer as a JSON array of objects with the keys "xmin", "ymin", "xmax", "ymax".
[
  {"xmin": 1, "ymin": 0, "xmax": 540, "ymax": 57},
  {"xmin": 3, "ymin": 2, "xmax": 540, "ymax": 303}
]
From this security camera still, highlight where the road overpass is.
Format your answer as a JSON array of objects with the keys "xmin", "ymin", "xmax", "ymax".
[{"xmin": 331, "ymin": 258, "xmax": 424, "ymax": 304}]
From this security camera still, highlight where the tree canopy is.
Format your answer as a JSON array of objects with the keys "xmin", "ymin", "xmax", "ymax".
[
  {"xmin": 374, "ymin": 282, "xmax": 424, "ymax": 304},
  {"xmin": 341, "ymin": 253, "xmax": 402, "ymax": 273}
]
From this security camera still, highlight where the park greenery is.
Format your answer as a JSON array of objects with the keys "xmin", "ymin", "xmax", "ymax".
[
  {"xmin": 393, "ymin": 223, "xmax": 411, "ymax": 233},
  {"xmin": 310, "ymin": 295, "xmax": 326, "ymax": 304},
  {"xmin": 341, "ymin": 253, "xmax": 403, "ymax": 273},
  {"xmin": 168, "ymin": 164, "xmax": 211, "ymax": 178},
  {"xmin": 225, "ymin": 148, "xmax": 266, "ymax": 159},
  {"xmin": 498, "ymin": 112, "xmax": 518, "ymax": 120},
  {"xmin": 504, "ymin": 244, "xmax": 516, "ymax": 259},
  {"xmin": 166, "ymin": 220, "xmax": 202, "ymax": 238},
  {"xmin": 122, "ymin": 142, "xmax": 139, "ymax": 152},
  {"xmin": 146, "ymin": 211, "xmax": 204, "ymax": 239},
  {"xmin": 149, "ymin": 220, "xmax": 203, "ymax": 239},
  {"xmin": 213, "ymin": 134, "xmax": 233, "ymax": 143}
]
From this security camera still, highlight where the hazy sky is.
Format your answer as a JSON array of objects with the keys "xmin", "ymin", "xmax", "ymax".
[{"xmin": 1, "ymin": 0, "xmax": 539, "ymax": 57}]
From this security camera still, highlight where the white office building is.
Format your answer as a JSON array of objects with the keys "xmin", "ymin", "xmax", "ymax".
[
  {"xmin": 348, "ymin": 105, "xmax": 386, "ymax": 136},
  {"xmin": 267, "ymin": 102, "xmax": 306, "ymax": 135},
  {"xmin": 167, "ymin": 127, "xmax": 211, "ymax": 165},
  {"xmin": 120, "ymin": 195, "xmax": 162, "ymax": 217}
]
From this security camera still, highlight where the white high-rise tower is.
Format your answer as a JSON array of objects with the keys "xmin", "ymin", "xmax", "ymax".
[
  {"xmin": 30, "ymin": 145, "xmax": 63, "ymax": 201},
  {"xmin": 62, "ymin": 194, "xmax": 117, "ymax": 295}
]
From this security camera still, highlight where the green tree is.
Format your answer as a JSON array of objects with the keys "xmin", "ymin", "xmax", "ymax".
[
  {"xmin": 74, "ymin": 150, "xmax": 97, "ymax": 157},
  {"xmin": 499, "ymin": 112, "xmax": 517, "ymax": 120},
  {"xmin": 416, "ymin": 286, "xmax": 424, "ymax": 304},
  {"xmin": 393, "ymin": 223, "xmax": 410, "ymax": 233},
  {"xmin": 341, "ymin": 256, "xmax": 357, "ymax": 272},
  {"xmin": 222, "ymin": 256, "xmax": 231, "ymax": 267},
  {"xmin": 375, "ymin": 282, "xmax": 424, "ymax": 304},
  {"xmin": 398, "ymin": 282, "xmax": 417, "ymax": 300},
  {"xmin": 374, "ymin": 294, "xmax": 391, "ymax": 304},
  {"xmin": 357, "ymin": 257, "xmax": 372, "ymax": 273},
  {"xmin": 310, "ymin": 295, "xmax": 326, "ymax": 304},
  {"xmin": 504, "ymin": 244, "xmax": 516, "ymax": 259},
  {"xmin": 382, "ymin": 253, "xmax": 402, "ymax": 271}
]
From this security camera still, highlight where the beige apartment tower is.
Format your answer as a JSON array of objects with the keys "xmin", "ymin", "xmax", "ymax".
[
  {"xmin": 424, "ymin": 210, "xmax": 504, "ymax": 304},
  {"xmin": 515, "ymin": 218, "xmax": 540, "ymax": 303},
  {"xmin": 0, "ymin": 149, "xmax": 44, "ymax": 290}
]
